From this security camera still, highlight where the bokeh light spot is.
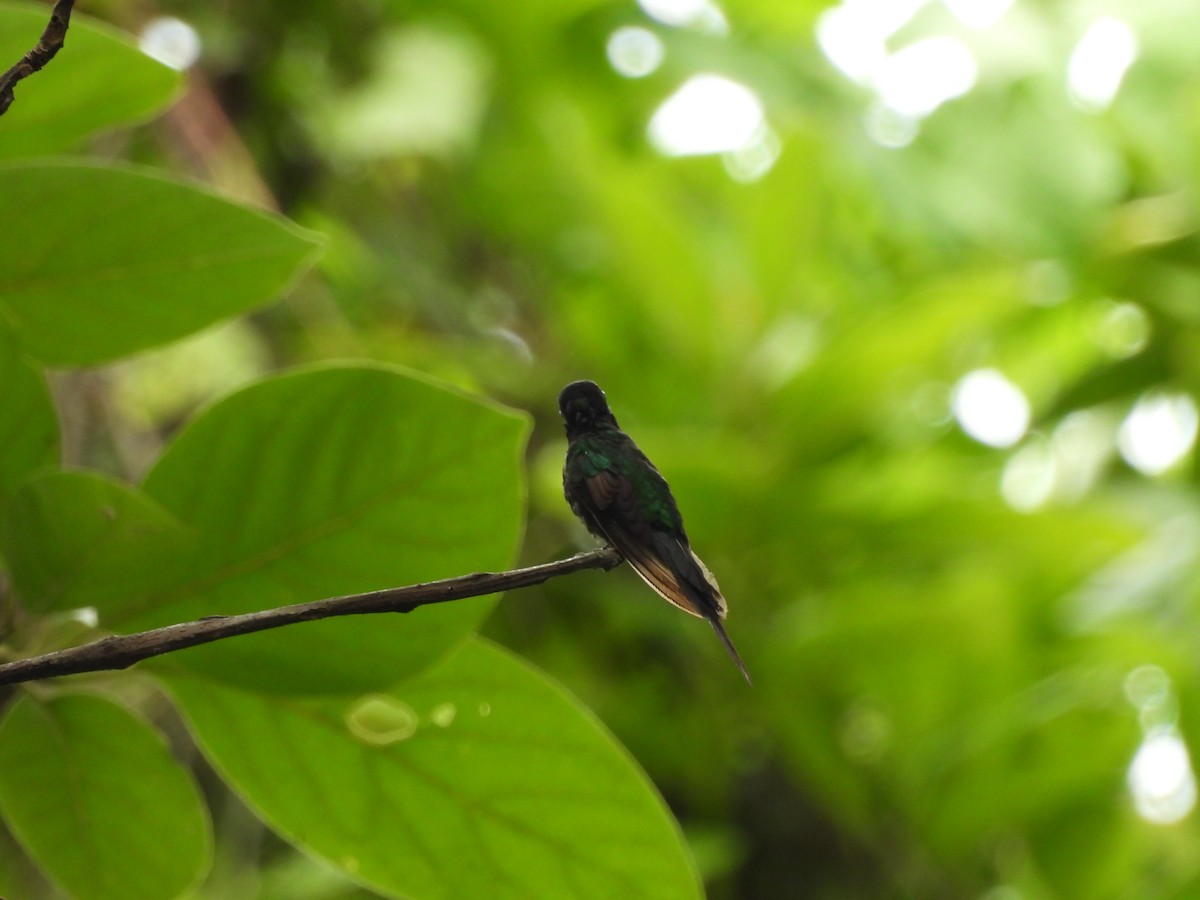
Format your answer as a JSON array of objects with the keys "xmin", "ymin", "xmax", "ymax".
[
  {"xmin": 864, "ymin": 102, "xmax": 919, "ymax": 148},
  {"xmin": 839, "ymin": 700, "xmax": 892, "ymax": 763},
  {"xmin": 1050, "ymin": 409, "xmax": 1115, "ymax": 501},
  {"xmin": 816, "ymin": 5, "xmax": 887, "ymax": 83},
  {"xmin": 1094, "ymin": 300, "xmax": 1150, "ymax": 359},
  {"xmin": 429, "ymin": 702, "xmax": 458, "ymax": 728},
  {"xmin": 1125, "ymin": 665, "xmax": 1171, "ymax": 714},
  {"xmin": 1068, "ymin": 17, "xmax": 1138, "ymax": 112},
  {"xmin": 649, "ymin": 75, "xmax": 766, "ymax": 156},
  {"xmin": 138, "ymin": 17, "xmax": 201, "ymax": 70},
  {"xmin": 607, "ymin": 26, "xmax": 665, "ymax": 78},
  {"xmin": 723, "ymin": 125, "xmax": 782, "ymax": 182},
  {"xmin": 1117, "ymin": 392, "xmax": 1198, "ymax": 476},
  {"xmin": 1000, "ymin": 409, "xmax": 1116, "ymax": 511},
  {"xmin": 748, "ymin": 316, "xmax": 820, "ymax": 388},
  {"xmin": 1128, "ymin": 730, "xmax": 1196, "ymax": 825},
  {"xmin": 876, "ymin": 36, "xmax": 978, "ymax": 118},
  {"xmin": 1001, "ymin": 437, "xmax": 1056, "ymax": 512},
  {"xmin": 638, "ymin": 0, "xmax": 728, "ymax": 33},
  {"xmin": 817, "ymin": 0, "xmax": 931, "ymax": 83},
  {"xmin": 952, "ymin": 369, "xmax": 1031, "ymax": 448}
]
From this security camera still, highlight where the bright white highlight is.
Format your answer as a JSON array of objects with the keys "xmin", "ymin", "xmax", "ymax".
[
  {"xmin": 952, "ymin": 369, "xmax": 1031, "ymax": 448},
  {"xmin": 638, "ymin": 0, "xmax": 728, "ymax": 33},
  {"xmin": 1117, "ymin": 392, "xmax": 1199, "ymax": 476},
  {"xmin": 1128, "ymin": 730, "xmax": 1197, "ymax": 825},
  {"xmin": 816, "ymin": 0, "xmax": 980, "ymax": 147},
  {"xmin": 607, "ymin": 26, "xmax": 665, "ymax": 78},
  {"xmin": 815, "ymin": 0, "xmax": 929, "ymax": 84},
  {"xmin": 71, "ymin": 607, "xmax": 100, "ymax": 628},
  {"xmin": 943, "ymin": 0, "xmax": 1014, "ymax": 29},
  {"xmin": 875, "ymin": 37, "xmax": 978, "ymax": 119},
  {"xmin": 1068, "ymin": 18, "xmax": 1138, "ymax": 112},
  {"xmin": 816, "ymin": 9, "xmax": 884, "ymax": 83},
  {"xmin": 649, "ymin": 75, "xmax": 766, "ymax": 156},
  {"xmin": 138, "ymin": 17, "xmax": 201, "ymax": 71}
]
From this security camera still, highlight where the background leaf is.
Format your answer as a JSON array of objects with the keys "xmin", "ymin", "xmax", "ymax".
[
  {"xmin": 165, "ymin": 637, "xmax": 701, "ymax": 900},
  {"xmin": 0, "ymin": 160, "xmax": 323, "ymax": 365},
  {"xmin": 0, "ymin": 1, "xmax": 181, "ymax": 159},
  {"xmin": 0, "ymin": 819, "xmax": 51, "ymax": 900},
  {"xmin": 0, "ymin": 327, "xmax": 57, "ymax": 522},
  {"xmin": 2, "ymin": 470, "xmax": 192, "ymax": 614},
  {"xmin": 0, "ymin": 692, "xmax": 211, "ymax": 900}
]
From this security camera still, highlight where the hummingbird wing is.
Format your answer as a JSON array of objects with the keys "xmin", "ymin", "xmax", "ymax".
[
  {"xmin": 581, "ymin": 468, "xmax": 752, "ymax": 683},
  {"xmin": 581, "ymin": 468, "xmax": 714, "ymax": 616}
]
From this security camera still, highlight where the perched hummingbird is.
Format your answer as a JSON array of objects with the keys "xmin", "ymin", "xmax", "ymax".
[{"xmin": 558, "ymin": 380, "xmax": 751, "ymax": 683}]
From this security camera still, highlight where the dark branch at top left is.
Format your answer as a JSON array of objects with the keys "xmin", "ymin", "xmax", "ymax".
[{"xmin": 0, "ymin": 0, "xmax": 76, "ymax": 117}]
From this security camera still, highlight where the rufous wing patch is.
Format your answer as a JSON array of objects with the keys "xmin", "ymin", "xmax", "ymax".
[
  {"xmin": 585, "ymin": 469, "xmax": 620, "ymax": 511},
  {"xmin": 623, "ymin": 544, "xmax": 705, "ymax": 618}
]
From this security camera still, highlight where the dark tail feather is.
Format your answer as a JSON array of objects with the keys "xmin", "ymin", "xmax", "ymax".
[{"xmin": 707, "ymin": 615, "xmax": 752, "ymax": 685}]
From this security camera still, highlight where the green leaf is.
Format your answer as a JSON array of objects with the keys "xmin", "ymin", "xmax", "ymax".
[
  {"xmin": 3, "ymin": 470, "xmax": 192, "ymax": 614},
  {"xmin": 0, "ymin": 161, "xmax": 323, "ymax": 365},
  {"xmin": 166, "ymin": 637, "xmax": 701, "ymax": 900},
  {"xmin": 0, "ymin": 1, "xmax": 182, "ymax": 159},
  {"xmin": 0, "ymin": 327, "xmax": 57, "ymax": 521},
  {"xmin": 130, "ymin": 364, "xmax": 529, "ymax": 693},
  {"xmin": 0, "ymin": 816, "xmax": 52, "ymax": 900},
  {"xmin": 0, "ymin": 692, "xmax": 211, "ymax": 900},
  {"xmin": 0, "ymin": 367, "xmax": 527, "ymax": 694}
]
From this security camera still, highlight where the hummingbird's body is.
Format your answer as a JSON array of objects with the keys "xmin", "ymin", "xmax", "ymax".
[{"xmin": 558, "ymin": 380, "xmax": 750, "ymax": 683}]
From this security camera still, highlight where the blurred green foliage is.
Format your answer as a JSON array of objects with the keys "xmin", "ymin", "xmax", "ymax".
[{"xmin": 3, "ymin": 0, "xmax": 1200, "ymax": 897}]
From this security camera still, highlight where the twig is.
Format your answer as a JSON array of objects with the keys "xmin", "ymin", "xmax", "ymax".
[
  {"xmin": 0, "ymin": 547, "xmax": 623, "ymax": 686},
  {"xmin": 0, "ymin": 0, "xmax": 76, "ymax": 117}
]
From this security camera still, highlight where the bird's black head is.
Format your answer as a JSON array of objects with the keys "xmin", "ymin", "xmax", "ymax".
[{"xmin": 558, "ymin": 380, "xmax": 619, "ymax": 438}]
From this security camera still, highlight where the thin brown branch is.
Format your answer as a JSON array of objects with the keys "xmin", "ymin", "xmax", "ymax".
[
  {"xmin": 0, "ymin": 547, "xmax": 623, "ymax": 686},
  {"xmin": 0, "ymin": 0, "xmax": 76, "ymax": 117}
]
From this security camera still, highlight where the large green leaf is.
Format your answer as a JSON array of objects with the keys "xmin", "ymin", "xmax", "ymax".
[
  {"xmin": 0, "ymin": 692, "xmax": 211, "ymax": 900},
  {"xmin": 126, "ymin": 364, "xmax": 529, "ymax": 693},
  {"xmin": 0, "ymin": 366, "xmax": 527, "ymax": 693},
  {"xmin": 0, "ymin": 161, "xmax": 323, "ymax": 365},
  {"xmin": 3, "ymin": 470, "xmax": 192, "ymax": 614},
  {"xmin": 166, "ymin": 637, "xmax": 701, "ymax": 900},
  {"xmin": 0, "ymin": 327, "xmax": 57, "ymax": 522},
  {"xmin": 0, "ymin": 2, "xmax": 181, "ymax": 159}
]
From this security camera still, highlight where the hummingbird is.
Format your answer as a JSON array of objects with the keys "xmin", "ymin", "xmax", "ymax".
[{"xmin": 558, "ymin": 380, "xmax": 751, "ymax": 683}]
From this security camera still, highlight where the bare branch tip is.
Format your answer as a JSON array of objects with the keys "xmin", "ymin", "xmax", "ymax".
[{"xmin": 0, "ymin": 0, "xmax": 77, "ymax": 119}]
